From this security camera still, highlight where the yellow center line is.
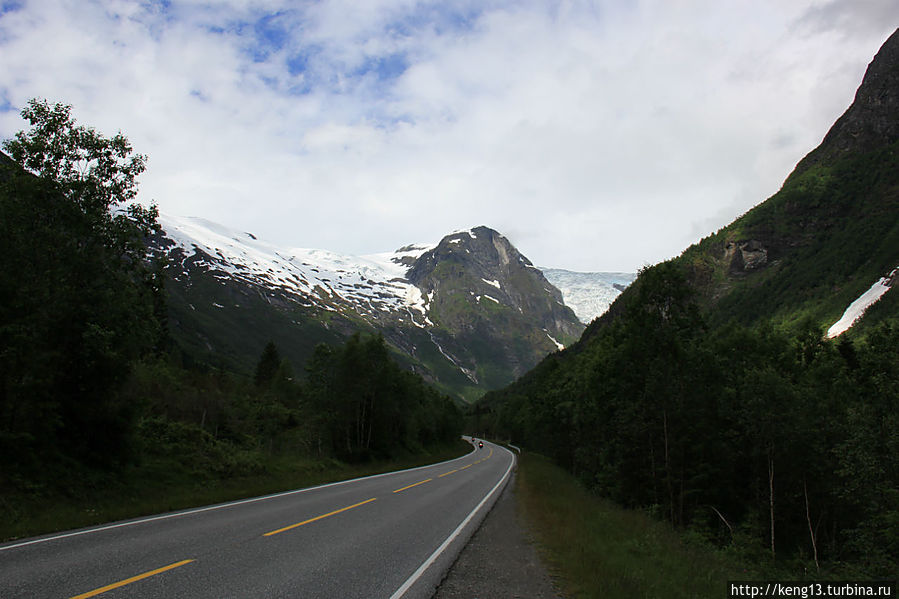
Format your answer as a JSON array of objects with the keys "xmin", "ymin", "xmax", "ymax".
[
  {"xmin": 263, "ymin": 498, "xmax": 377, "ymax": 537},
  {"xmin": 70, "ymin": 559, "xmax": 194, "ymax": 599},
  {"xmin": 459, "ymin": 464, "xmax": 472, "ymax": 470},
  {"xmin": 393, "ymin": 478, "xmax": 432, "ymax": 493},
  {"xmin": 438, "ymin": 469, "xmax": 458, "ymax": 478}
]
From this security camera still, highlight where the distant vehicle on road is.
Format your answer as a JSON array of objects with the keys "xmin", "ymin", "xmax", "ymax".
[{"xmin": 478, "ymin": 441, "xmax": 483, "ymax": 449}]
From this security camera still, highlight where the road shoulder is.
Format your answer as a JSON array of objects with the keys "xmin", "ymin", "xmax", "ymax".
[{"xmin": 433, "ymin": 468, "xmax": 561, "ymax": 599}]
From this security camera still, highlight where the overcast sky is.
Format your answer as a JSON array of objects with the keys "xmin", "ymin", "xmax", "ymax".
[{"xmin": 1, "ymin": 1, "xmax": 896, "ymax": 271}]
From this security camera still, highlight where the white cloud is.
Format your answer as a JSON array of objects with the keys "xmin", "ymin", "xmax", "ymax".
[{"xmin": 1, "ymin": 0, "xmax": 897, "ymax": 271}]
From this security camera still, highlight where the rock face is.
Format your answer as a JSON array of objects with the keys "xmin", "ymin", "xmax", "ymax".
[
  {"xmin": 791, "ymin": 27, "xmax": 899, "ymax": 177},
  {"xmin": 408, "ymin": 227, "xmax": 582, "ymax": 341},
  {"xmin": 726, "ymin": 240, "xmax": 768, "ymax": 274},
  {"xmin": 401, "ymin": 227, "xmax": 583, "ymax": 390}
]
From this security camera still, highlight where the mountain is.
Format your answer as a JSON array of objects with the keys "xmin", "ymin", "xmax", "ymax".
[
  {"xmin": 593, "ymin": 27, "xmax": 899, "ymax": 339},
  {"xmin": 540, "ymin": 269, "xmax": 635, "ymax": 324},
  {"xmin": 479, "ymin": 29, "xmax": 899, "ymax": 576},
  {"xmin": 154, "ymin": 216, "xmax": 584, "ymax": 402}
]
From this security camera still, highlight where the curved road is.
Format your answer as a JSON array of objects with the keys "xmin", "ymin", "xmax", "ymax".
[{"xmin": 0, "ymin": 440, "xmax": 514, "ymax": 599}]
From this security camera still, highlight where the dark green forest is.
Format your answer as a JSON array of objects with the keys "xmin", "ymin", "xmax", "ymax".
[
  {"xmin": 479, "ymin": 260, "xmax": 899, "ymax": 577},
  {"xmin": 0, "ymin": 101, "xmax": 462, "ymax": 514}
]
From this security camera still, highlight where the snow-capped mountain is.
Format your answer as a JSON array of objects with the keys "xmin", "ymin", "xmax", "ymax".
[
  {"xmin": 161, "ymin": 214, "xmax": 434, "ymax": 325},
  {"xmin": 155, "ymin": 215, "xmax": 587, "ymax": 401},
  {"xmin": 541, "ymin": 268, "xmax": 636, "ymax": 324}
]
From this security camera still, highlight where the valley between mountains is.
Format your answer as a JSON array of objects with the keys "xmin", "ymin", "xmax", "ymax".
[
  {"xmin": 2, "ymin": 18, "xmax": 899, "ymax": 598},
  {"xmin": 156, "ymin": 214, "xmax": 634, "ymax": 402}
]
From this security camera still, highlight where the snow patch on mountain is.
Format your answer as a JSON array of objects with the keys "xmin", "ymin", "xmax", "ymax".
[
  {"xmin": 827, "ymin": 267, "xmax": 897, "ymax": 338},
  {"xmin": 541, "ymin": 268, "xmax": 636, "ymax": 324},
  {"xmin": 545, "ymin": 331, "xmax": 564, "ymax": 351},
  {"xmin": 159, "ymin": 214, "xmax": 628, "ymax": 335},
  {"xmin": 160, "ymin": 213, "xmax": 436, "ymax": 321}
]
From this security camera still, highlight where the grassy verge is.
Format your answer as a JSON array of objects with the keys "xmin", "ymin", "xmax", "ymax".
[
  {"xmin": 515, "ymin": 451, "xmax": 755, "ymax": 598},
  {"xmin": 0, "ymin": 440, "xmax": 471, "ymax": 543}
]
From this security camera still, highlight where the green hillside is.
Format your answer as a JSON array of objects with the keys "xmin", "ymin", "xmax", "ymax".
[
  {"xmin": 676, "ymin": 139, "xmax": 899, "ymax": 332},
  {"xmin": 479, "ymin": 29, "xmax": 899, "ymax": 578}
]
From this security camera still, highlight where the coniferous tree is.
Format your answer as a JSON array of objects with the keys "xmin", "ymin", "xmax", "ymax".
[{"xmin": 254, "ymin": 341, "xmax": 282, "ymax": 388}]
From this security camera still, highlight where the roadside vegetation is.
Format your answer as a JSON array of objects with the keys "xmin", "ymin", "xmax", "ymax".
[
  {"xmin": 516, "ymin": 451, "xmax": 755, "ymax": 598},
  {"xmin": 483, "ymin": 262, "xmax": 899, "ymax": 580},
  {"xmin": 0, "ymin": 100, "xmax": 464, "ymax": 541},
  {"xmin": 1, "ymin": 439, "xmax": 468, "ymax": 542}
]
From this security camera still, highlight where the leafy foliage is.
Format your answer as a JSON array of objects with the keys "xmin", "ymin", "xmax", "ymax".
[
  {"xmin": 0, "ymin": 100, "xmax": 163, "ymax": 477},
  {"xmin": 481, "ymin": 261, "xmax": 899, "ymax": 576},
  {"xmin": 0, "ymin": 101, "xmax": 462, "ymax": 508},
  {"xmin": 305, "ymin": 334, "xmax": 463, "ymax": 460}
]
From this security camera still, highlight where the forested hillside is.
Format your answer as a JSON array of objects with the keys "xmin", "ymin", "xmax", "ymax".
[
  {"xmin": 0, "ymin": 101, "xmax": 462, "ymax": 525},
  {"xmin": 478, "ymin": 30, "xmax": 899, "ymax": 577}
]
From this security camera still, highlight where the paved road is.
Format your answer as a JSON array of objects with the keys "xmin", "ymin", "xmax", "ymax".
[{"xmin": 0, "ymin": 440, "xmax": 514, "ymax": 599}]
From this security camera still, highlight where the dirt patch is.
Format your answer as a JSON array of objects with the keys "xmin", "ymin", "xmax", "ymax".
[{"xmin": 433, "ymin": 469, "xmax": 561, "ymax": 599}]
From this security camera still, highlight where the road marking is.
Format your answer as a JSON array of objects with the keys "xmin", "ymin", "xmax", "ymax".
[
  {"xmin": 459, "ymin": 464, "xmax": 472, "ymax": 470},
  {"xmin": 263, "ymin": 498, "xmax": 377, "ymax": 537},
  {"xmin": 69, "ymin": 559, "xmax": 194, "ymax": 599},
  {"xmin": 393, "ymin": 478, "xmax": 432, "ymax": 493},
  {"xmin": 389, "ymin": 444, "xmax": 516, "ymax": 599},
  {"xmin": 0, "ymin": 444, "xmax": 477, "ymax": 554},
  {"xmin": 438, "ymin": 469, "xmax": 458, "ymax": 478}
]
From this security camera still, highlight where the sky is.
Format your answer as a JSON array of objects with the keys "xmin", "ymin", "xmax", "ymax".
[{"xmin": 0, "ymin": 1, "xmax": 897, "ymax": 272}]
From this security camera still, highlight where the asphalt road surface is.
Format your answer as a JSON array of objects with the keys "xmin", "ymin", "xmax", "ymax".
[{"xmin": 0, "ymin": 440, "xmax": 514, "ymax": 599}]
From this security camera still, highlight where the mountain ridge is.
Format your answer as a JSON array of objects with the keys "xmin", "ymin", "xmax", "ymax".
[
  {"xmin": 631, "ymin": 28, "xmax": 899, "ymax": 336},
  {"xmin": 155, "ymin": 215, "xmax": 601, "ymax": 401}
]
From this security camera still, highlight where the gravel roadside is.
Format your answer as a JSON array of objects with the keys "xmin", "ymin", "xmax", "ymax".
[{"xmin": 432, "ymin": 468, "xmax": 562, "ymax": 599}]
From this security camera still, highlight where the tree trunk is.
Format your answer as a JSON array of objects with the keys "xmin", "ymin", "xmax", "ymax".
[
  {"xmin": 768, "ymin": 451, "xmax": 776, "ymax": 559},
  {"xmin": 366, "ymin": 395, "xmax": 374, "ymax": 450},
  {"xmin": 710, "ymin": 506, "xmax": 734, "ymax": 543},
  {"xmin": 804, "ymin": 479, "xmax": 819, "ymax": 572},
  {"xmin": 664, "ymin": 409, "xmax": 675, "ymax": 525},
  {"xmin": 649, "ymin": 431, "xmax": 660, "ymax": 506}
]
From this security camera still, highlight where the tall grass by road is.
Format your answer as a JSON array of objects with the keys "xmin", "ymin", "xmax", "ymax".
[{"xmin": 516, "ymin": 452, "xmax": 753, "ymax": 598}]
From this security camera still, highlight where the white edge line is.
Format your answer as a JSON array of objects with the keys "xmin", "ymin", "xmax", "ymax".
[
  {"xmin": 0, "ymin": 442, "xmax": 478, "ymax": 553},
  {"xmin": 389, "ymin": 443, "xmax": 515, "ymax": 599}
]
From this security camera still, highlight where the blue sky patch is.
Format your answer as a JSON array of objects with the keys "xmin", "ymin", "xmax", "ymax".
[
  {"xmin": 0, "ymin": 0, "xmax": 24, "ymax": 15},
  {"xmin": 388, "ymin": 2, "xmax": 484, "ymax": 38},
  {"xmin": 287, "ymin": 45, "xmax": 321, "ymax": 76},
  {"xmin": 353, "ymin": 53, "xmax": 409, "ymax": 83}
]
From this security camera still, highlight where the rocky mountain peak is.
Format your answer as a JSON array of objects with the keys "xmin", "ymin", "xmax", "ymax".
[
  {"xmin": 406, "ymin": 226, "xmax": 583, "ymax": 347},
  {"xmin": 409, "ymin": 226, "xmax": 533, "ymax": 286},
  {"xmin": 790, "ymin": 27, "xmax": 899, "ymax": 178}
]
